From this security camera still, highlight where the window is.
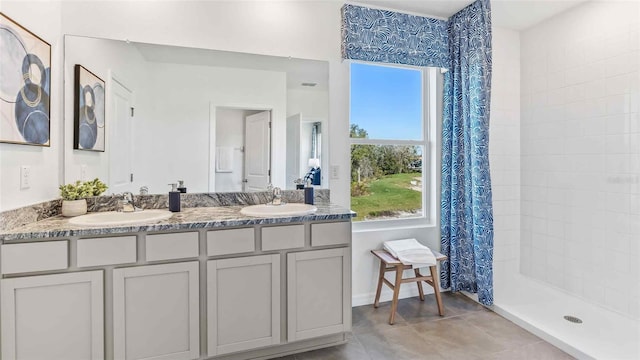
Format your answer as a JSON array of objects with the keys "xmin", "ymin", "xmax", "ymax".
[{"xmin": 350, "ymin": 62, "xmax": 435, "ymax": 224}]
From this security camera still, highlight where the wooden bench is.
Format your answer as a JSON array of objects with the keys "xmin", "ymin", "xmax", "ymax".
[{"xmin": 371, "ymin": 249, "xmax": 447, "ymax": 325}]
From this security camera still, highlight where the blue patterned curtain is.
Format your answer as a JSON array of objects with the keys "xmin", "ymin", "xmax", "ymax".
[
  {"xmin": 341, "ymin": 4, "xmax": 449, "ymax": 69},
  {"xmin": 440, "ymin": 0, "xmax": 494, "ymax": 305}
]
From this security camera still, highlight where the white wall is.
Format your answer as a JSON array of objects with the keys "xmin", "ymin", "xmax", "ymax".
[
  {"xmin": 490, "ymin": 27, "xmax": 522, "ymax": 287},
  {"xmin": 287, "ymin": 88, "xmax": 329, "ymax": 119},
  {"xmin": 520, "ymin": 1, "xmax": 640, "ymax": 319},
  {"xmin": 0, "ymin": 1, "xmax": 62, "ymax": 211}
]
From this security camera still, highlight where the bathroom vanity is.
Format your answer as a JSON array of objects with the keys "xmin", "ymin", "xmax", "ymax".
[{"xmin": 0, "ymin": 203, "xmax": 353, "ymax": 360}]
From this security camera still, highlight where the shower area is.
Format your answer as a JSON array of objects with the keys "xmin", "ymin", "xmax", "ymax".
[{"xmin": 490, "ymin": 1, "xmax": 640, "ymax": 358}]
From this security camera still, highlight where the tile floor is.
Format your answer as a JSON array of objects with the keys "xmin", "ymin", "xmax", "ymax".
[{"xmin": 282, "ymin": 292, "xmax": 575, "ymax": 360}]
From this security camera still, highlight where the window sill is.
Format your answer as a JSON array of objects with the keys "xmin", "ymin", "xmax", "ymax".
[{"xmin": 352, "ymin": 217, "xmax": 437, "ymax": 233}]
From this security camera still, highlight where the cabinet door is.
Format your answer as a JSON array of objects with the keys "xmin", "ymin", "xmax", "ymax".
[
  {"xmin": 208, "ymin": 254, "xmax": 280, "ymax": 355},
  {"xmin": 288, "ymin": 248, "xmax": 350, "ymax": 341},
  {"xmin": 113, "ymin": 262, "xmax": 199, "ymax": 360},
  {"xmin": 1, "ymin": 271, "xmax": 104, "ymax": 360}
]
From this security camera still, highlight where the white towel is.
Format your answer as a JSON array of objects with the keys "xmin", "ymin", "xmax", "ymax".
[
  {"xmin": 383, "ymin": 238, "xmax": 437, "ymax": 267},
  {"xmin": 216, "ymin": 147, "xmax": 233, "ymax": 173}
]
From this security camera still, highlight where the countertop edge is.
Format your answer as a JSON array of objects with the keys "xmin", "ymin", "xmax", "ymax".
[{"xmin": 0, "ymin": 206, "xmax": 355, "ymax": 241}]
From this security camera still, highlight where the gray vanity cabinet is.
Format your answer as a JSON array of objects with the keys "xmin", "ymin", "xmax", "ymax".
[
  {"xmin": 0, "ymin": 271, "xmax": 104, "ymax": 360},
  {"xmin": 113, "ymin": 262, "xmax": 200, "ymax": 360},
  {"xmin": 207, "ymin": 254, "xmax": 281, "ymax": 356},
  {"xmin": 287, "ymin": 247, "xmax": 351, "ymax": 341}
]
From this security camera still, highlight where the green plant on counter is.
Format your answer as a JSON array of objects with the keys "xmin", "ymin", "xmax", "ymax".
[
  {"xmin": 85, "ymin": 178, "xmax": 108, "ymax": 196},
  {"xmin": 59, "ymin": 178, "xmax": 108, "ymax": 201}
]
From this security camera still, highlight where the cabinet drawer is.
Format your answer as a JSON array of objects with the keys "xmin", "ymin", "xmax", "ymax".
[
  {"xmin": 1, "ymin": 241, "xmax": 68, "ymax": 274},
  {"xmin": 207, "ymin": 228, "xmax": 255, "ymax": 256},
  {"xmin": 146, "ymin": 232, "xmax": 199, "ymax": 261},
  {"xmin": 261, "ymin": 225, "xmax": 304, "ymax": 251},
  {"xmin": 77, "ymin": 236, "xmax": 137, "ymax": 267},
  {"xmin": 311, "ymin": 222, "xmax": 351, "ymax": 247}
]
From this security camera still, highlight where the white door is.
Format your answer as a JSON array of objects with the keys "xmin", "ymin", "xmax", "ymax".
[
  {"xmin": 110, "ymin": 78, "xmax": 134, "ymax": 194},
  {"xmin": 244, "ymin": 111, "xmax": 271, "ymax": 191},
  {"xmin": 113, "ymin": 262, "xmax": 200, "ymax": 360},
  {"xmin": 1, "ymin": 271, "xmax": 104, "ymax": 360}
]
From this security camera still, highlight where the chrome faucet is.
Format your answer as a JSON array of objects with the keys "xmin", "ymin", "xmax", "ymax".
[
  {"xmin": 120, "ymin": 192, "xmax": 138, "ymax": 213},
  {"xmin": 271, "ymin": 186, "xmax": 283, "ymax": 206}
]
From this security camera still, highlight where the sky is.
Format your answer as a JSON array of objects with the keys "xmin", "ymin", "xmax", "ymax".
[{"xmin": 350, "ymin": 62, "xmax": 423, "ymax": 141}]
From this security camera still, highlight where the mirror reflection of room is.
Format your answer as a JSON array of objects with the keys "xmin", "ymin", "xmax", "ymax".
[{"xmin": 63, "ymin": 36, "xmax": 329, "ymax": 195}]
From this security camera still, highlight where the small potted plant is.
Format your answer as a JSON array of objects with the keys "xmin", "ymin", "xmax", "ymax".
[{"xmin": 59, "ymin": 178, "xmax": 108, "ymax": 217}]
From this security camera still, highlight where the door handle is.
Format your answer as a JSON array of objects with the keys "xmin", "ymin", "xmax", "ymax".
[{"xmin": 242, "ymin": 179, "xmax": 248, "ymax": 183}]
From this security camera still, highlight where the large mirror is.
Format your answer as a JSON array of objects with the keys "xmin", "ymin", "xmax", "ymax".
[{"xmin": 63, "ymin": 35, "xmax": 329, "ymax": 195}]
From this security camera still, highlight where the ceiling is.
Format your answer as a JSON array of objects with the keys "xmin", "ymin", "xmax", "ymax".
[{"xmin": 351, "ymin": 0, "xmax": 590, "ymax": 30}]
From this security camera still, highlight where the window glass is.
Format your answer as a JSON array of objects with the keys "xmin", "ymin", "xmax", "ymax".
[
  {"xmin": 350, "ymin": 144, "xmax": 424, "ymax": 222},
  {"xmin": 350, "ymin": 63, "xmax": 423, "ymax": 141}
]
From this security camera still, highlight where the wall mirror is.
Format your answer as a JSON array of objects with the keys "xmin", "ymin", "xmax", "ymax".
[{"xmin": 63, "ymin": 35, "xmax": 329, "ymax": 195}]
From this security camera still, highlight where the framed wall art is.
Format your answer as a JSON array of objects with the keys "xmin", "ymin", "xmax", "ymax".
[
  {"xmin": 0, "ymin": 12, "xmax": 52, "ymax": 146},
  {"xmin": 74, "ymin": 64, "xmax": 105, "ymax": 152}
]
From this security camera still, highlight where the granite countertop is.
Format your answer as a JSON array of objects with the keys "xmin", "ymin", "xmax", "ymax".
[{"xmin": 0, "ymin": 203, "xmax": 355, "ymax": 241}]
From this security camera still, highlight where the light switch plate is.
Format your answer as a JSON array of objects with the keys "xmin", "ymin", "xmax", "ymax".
[
  {"xmin": 20, "ymin": 165, "xmax": 31, "ymax": 189},
  {"xmin": 330, "ymin": 165, "xmax": 340, "ymax": 180}
]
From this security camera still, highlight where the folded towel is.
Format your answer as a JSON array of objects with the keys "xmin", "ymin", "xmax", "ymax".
[
  {"xmin": 383, "ymin": 238, "xmax": 437, "ymax": 267},
  {"xmin": 216, "ymin": 147, "xmax": 233, "ymax": 173}
]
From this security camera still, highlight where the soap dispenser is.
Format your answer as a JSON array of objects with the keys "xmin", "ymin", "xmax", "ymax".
[
  {"xmin": 177, "ymin": 180, "xmax": 187, "ymax": 193},
  {"xmin": 304, "ymin": 179, "xmax": 314, "ymax": 205},
  {"xmin": 168, "ymin": 183, "xmax": 181, "ymax": 212}
]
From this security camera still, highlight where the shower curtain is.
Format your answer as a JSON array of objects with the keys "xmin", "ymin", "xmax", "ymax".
[{"xmin": 440, "ymin": 0, "xmax": 494, "ymax": 305}]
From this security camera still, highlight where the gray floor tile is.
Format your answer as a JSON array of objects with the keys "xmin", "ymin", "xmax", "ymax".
[
  {"xmin": 488, "ymin": 341, "xmax": 576, "ymax": 360},
  {"xmin": 356, "ymin": 326, "xmax": 447, "ymax": 360},
  {"xmin": 294, "ymin": 336, "xmax": 370, "ymax": 360},
  {"xmin": 410, "ymin": 315, "xmax": 509, "ymax": 359},
  {"xmin": 463, "ymin": 311, "xmax": 542, "ymax": 348},
  {"xmin": 352, "ymin": 301, "xmax": 409, "ymax": 334}
]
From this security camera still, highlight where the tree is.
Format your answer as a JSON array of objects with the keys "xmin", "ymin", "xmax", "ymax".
[{"xmin": 350, "ymin": 124, "xmax": 376, "ymax": 182}]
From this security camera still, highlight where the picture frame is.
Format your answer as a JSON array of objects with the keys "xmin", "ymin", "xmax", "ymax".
[
  {"xmin": 0, "ymin": 12, "xmax": 52, "ymax": 146},
  {"xmin": 73, "ymin": 64, "xmax": 105, "ymax": 152}
]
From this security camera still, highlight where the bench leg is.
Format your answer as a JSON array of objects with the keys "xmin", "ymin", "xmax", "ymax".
[
  {"xmin": 389, "ymin": 265, "xmax": 403, "ymax": 325},
  {"xmin": 415, "ymin": 268, "xmax": 425, "ymax": 301},
  {"xmin": 429, "ymin": 265, "xmax": 444, "ymax": 316},
  {"xmin": 373, "ymin": 260, "xmax": 386, "ymax": 308}
]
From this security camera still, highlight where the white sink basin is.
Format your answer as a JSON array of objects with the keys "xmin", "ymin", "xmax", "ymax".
[
  {"xmin": 68, "ymin": 210, "xmax": 173, "ymax": 226},
  {"xmin": 240, "ymin": 203, "xmax": 317, "ymax": 217}
]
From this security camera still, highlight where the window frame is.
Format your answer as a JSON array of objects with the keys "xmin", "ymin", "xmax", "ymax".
[{"xmin": 349, "ymin": 61, "xmax": 437, "ymax": 230}]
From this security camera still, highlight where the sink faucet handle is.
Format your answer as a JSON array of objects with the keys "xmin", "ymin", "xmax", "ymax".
[{"xmin": 122, "ymin": 192, "xmax": 134, "ymax": 202}]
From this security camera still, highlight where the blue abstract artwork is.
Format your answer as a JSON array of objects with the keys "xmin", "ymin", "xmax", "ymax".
[
  {"xmin": 0, "ymin": 12, "xmax": 51, "ymax": 146},
  {"xmin": 74, "ymin": 65, "xmax": 105, "ymax": 151}
]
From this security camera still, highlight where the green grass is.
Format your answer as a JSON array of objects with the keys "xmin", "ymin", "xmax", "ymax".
[{"xmin": 351, "ymin": 173, "xmax": 422, "ymax": 221}]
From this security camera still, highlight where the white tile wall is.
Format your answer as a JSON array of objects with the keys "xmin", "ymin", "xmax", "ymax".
[
  {"xmin": 520, "ymin": 1, "xmax": 640, "ymax": 320},
  {"xmin": 490, "ymin": 27, "xmax": 521, "ymax": 284}
]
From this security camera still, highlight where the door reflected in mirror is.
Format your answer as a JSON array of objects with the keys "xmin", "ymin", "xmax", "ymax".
[{"xmin": 63, "ymin": 36, "xmax": 329, "ymax": 194}]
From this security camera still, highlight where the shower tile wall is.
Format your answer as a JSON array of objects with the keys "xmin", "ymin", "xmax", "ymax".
[
  {"xmin": 490, "ymin": 27, "xmax": 521, "ymax": 283},
  {"xmin": 520, "ymin": 1, "xmax": 640, "ymax": 319}
]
